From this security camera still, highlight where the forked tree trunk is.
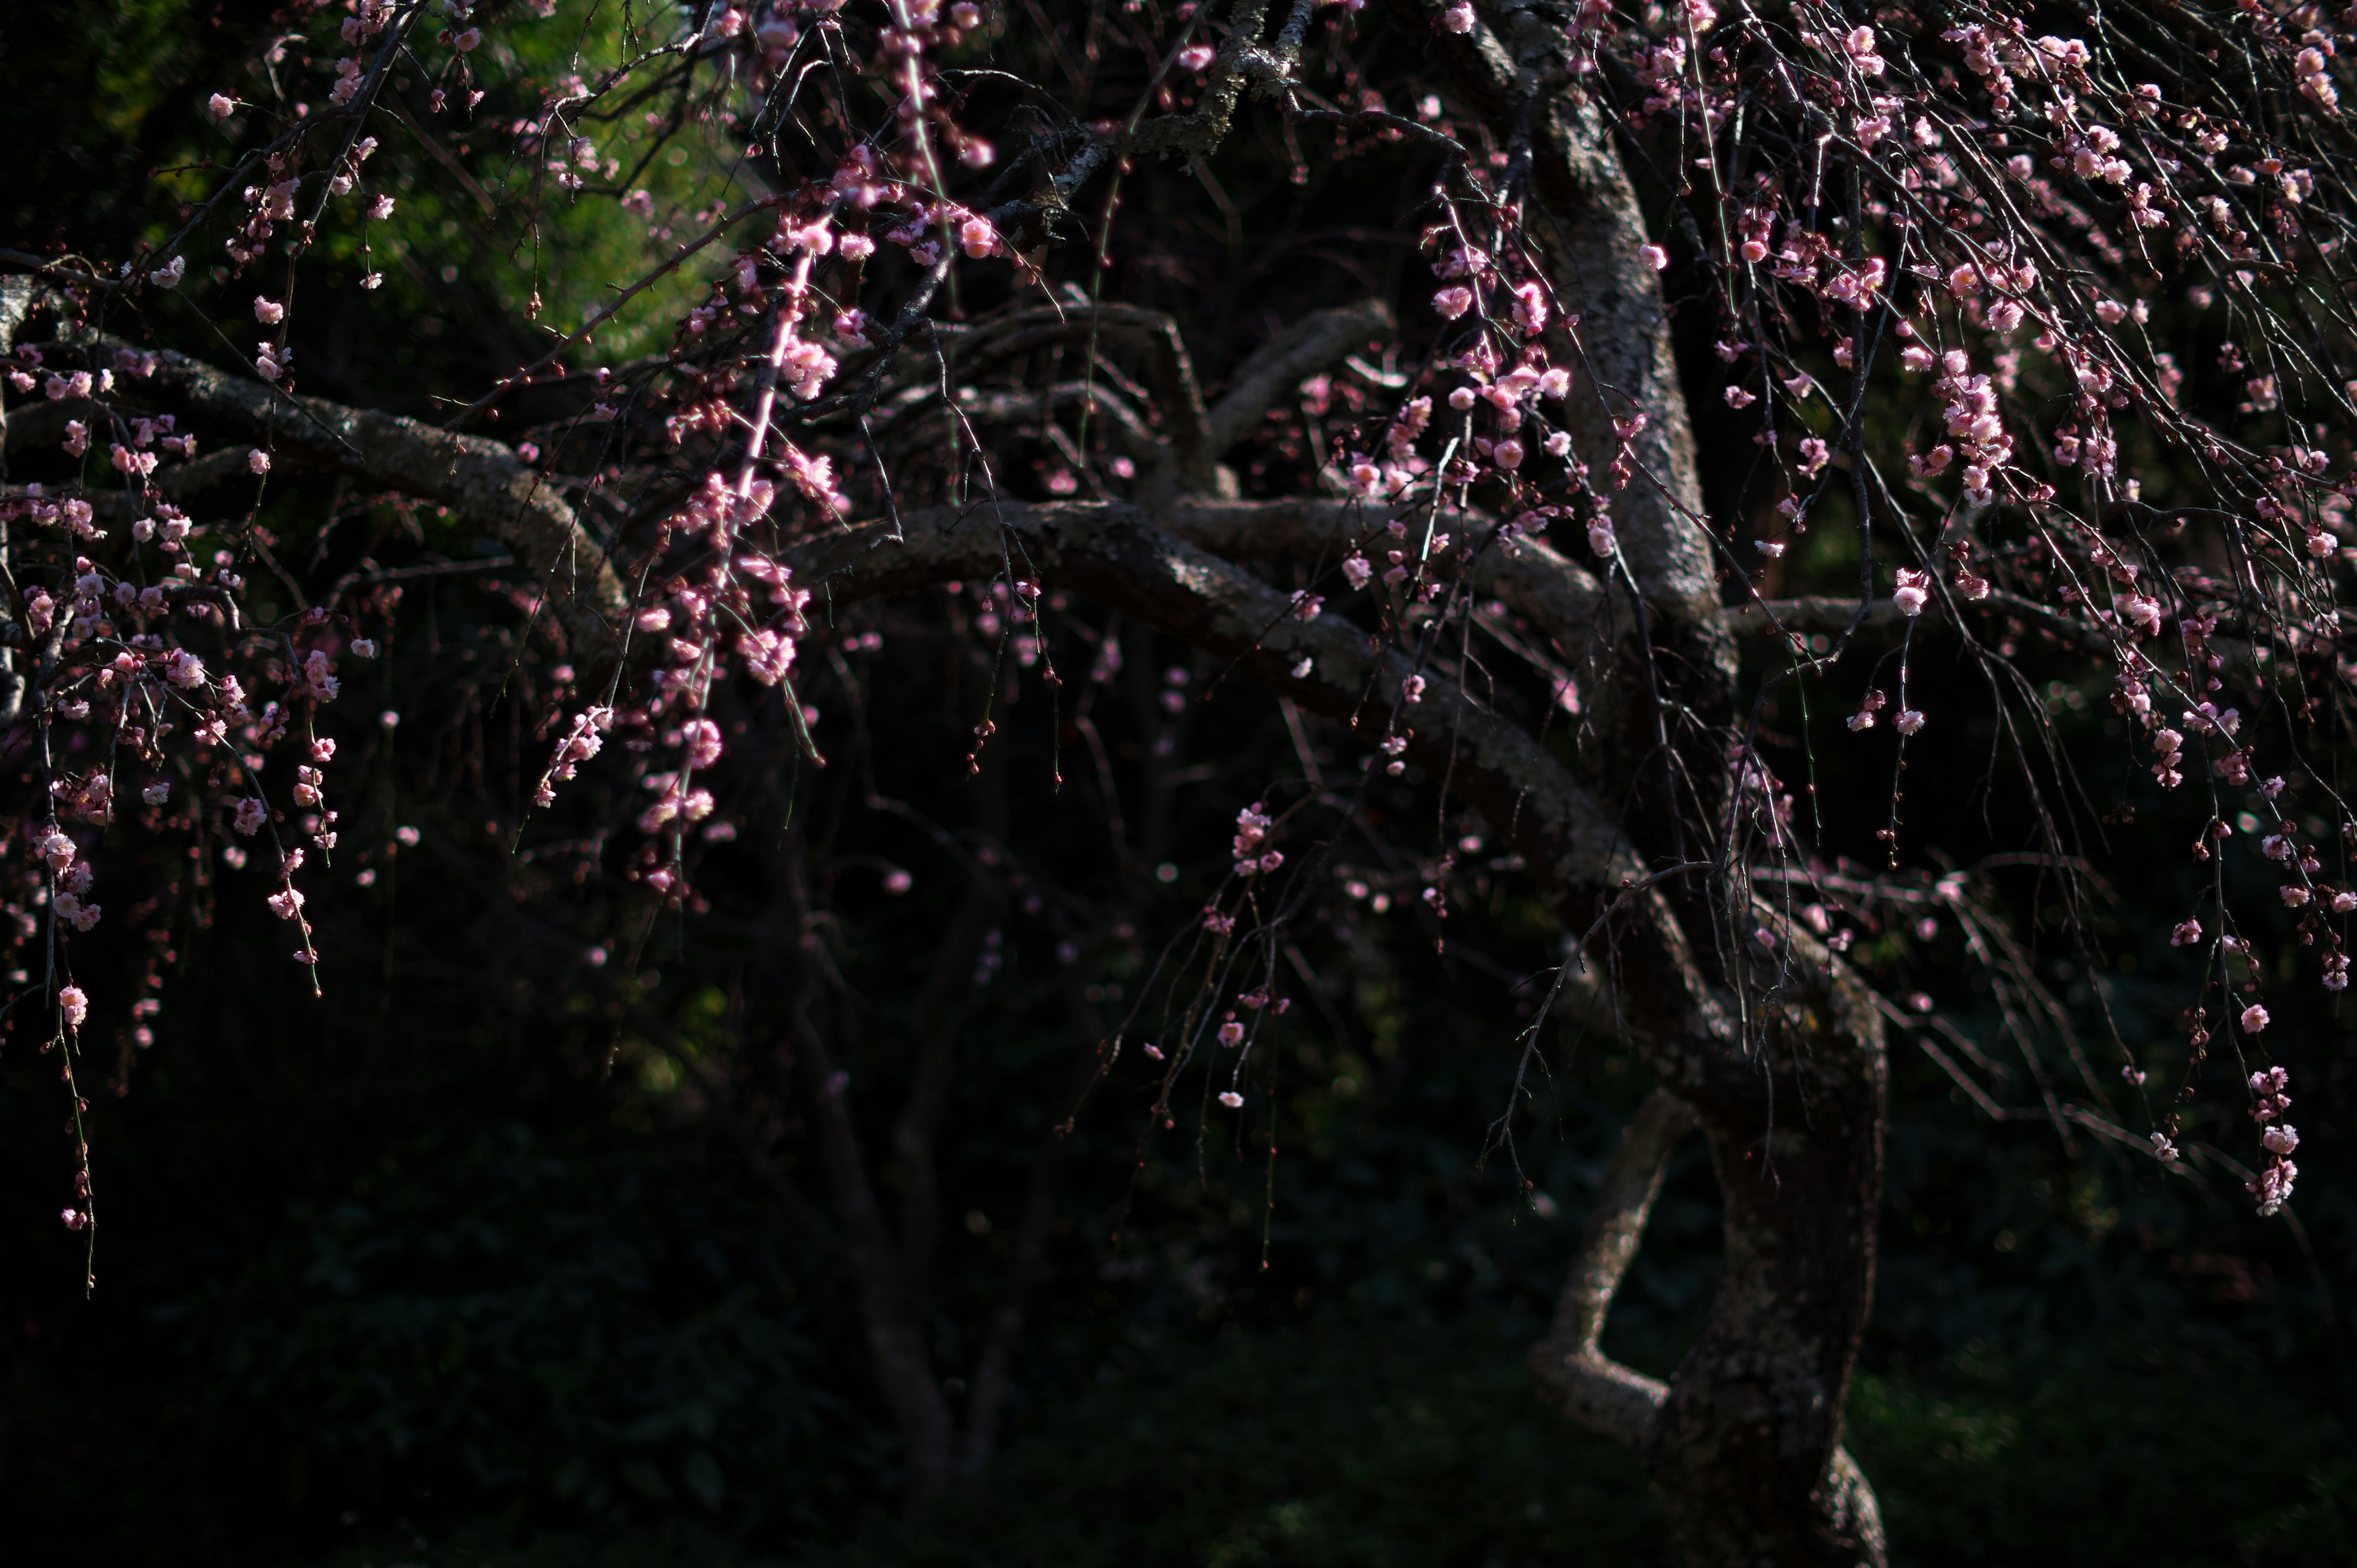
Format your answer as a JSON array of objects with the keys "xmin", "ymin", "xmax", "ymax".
[{"xmin": 1380, "ymin": 5, "xmax": 1892, "ymax": 1561}]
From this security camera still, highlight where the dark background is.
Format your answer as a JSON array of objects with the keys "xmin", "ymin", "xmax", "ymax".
[{"xmin": 2, "ymin": 3, "xmax": 2352, "ymax": 1564}]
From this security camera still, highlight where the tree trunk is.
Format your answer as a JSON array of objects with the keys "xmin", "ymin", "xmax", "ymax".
[{"xmin": 1379, "ymin": 5, "xmax": 1892, "ymax": 1559}]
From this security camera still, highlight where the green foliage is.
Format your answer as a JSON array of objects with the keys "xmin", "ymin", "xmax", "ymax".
[
  {"xmin": 176, "ymin": 1121, "xmax": 835, "ymax": 1524},
  {"xmin": 1851, "ymin": 1332, "xmax": 2357, "ymax": 1567}
]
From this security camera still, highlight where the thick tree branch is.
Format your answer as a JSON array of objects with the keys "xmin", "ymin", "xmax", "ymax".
[
  {"xmin": 1201, "ymin": 299, "xmax": 1397, "ymax": 455},
  {"xmin": 1164, "ymin": 496, "xmax": 1607, "ymax": 656},
  {"xmin": 52, "ymin": 332, "xmax": 626, "ymax": 658},
  {"xmin": 788, "ymin": 498, "xmax": 1638, "ymax": 895},
  {"xmin": 1530, "ymin": 1086, "xmax": 1698, "ymax": 1442}
]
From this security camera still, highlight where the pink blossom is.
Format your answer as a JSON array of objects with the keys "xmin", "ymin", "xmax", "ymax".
[
  {"xmin": 2170, "ymin": 918, "xmax": 2202, "ymax": 946},
  {"xmin": 1441, "ymin": 2, "xmax": 1475, "ymax": 33},
  {"xmin": 2251, "ymin": 1157, "xmax": 2298, "ymax": 1215},
  {"xmin": 266, "ymin": 886, "xmax": 307, "ymax": 921},
  {"xmin": 58, "ymin": 985, "xmax": 87, "ymax": 1029},
  {"xmin": 1431, "ymin": 286, "xmax": 1474, "ymax": 320},
  {"xmin": 1638, "ymin": 242, "xmax": 1670, "ymax": 270},
  {"xmin": 233, "ymin": 798, "xmax": 266, "ymax": 836},
  {"xmin": 1218, "ymin": 1090, "xmax": 1245, "ymax": 1108},
  {"xmin": 2240, "ymin": 1003, "xmax": 2271, "ymax": 1034},
  {"xmin": 958, "ymin": 215, "xmax": 999, "ymax": 258},
  {"xmin": 1725, "ymin": 385, "xmax": 1757, "ymax": 407},
  {"xmin": 1894, "ymin": 708, "xmax": 1926, "ymax": 735},
  {"xmin": 1178, "ymin": 44, "xmax": 1216, "ymax": 69},
  {"xmin": 681, "ymin": 717, "xmax": 724, "ymax": 770},
  {"xmin": 248, "ymin": 449, "xmax": 271, "ymax": 475},
  {"xmin": 1892, "ymin": 568, "xmax": 1932, "ymax": 617},
  {"xmin": 208, "ymin": 93, "xmax": 236, "ymax": 117},
  {"xmin": 738, "ymin": 627, "xmax": 798, "ymax": 685},
  {"xmin": 254, "ymin": 296, "xmax": 285, "ymax": 324}
]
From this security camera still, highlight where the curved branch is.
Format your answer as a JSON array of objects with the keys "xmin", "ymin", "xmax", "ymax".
[
  {"xmin": 1165, "ymin": 496, "xmax": 1607, "ymax": 655},
  {"xmin": 787, "ymin": 499, "xmax": 1636, "ymax": 894},
  {"xmin": 960, "ymin": 304, "xmax": 1213, "ymax": 487},
  {"xmin": 1530, "ymin": 1086, "xmax": 1698, "ymax": 1443},
  {"xmin": 60, "ymin": 333, "xmax": 625, "ymax": 658},
  {"xmin": 1201, "ymin": 298, "xmax": 1398, "ymax": 455}
]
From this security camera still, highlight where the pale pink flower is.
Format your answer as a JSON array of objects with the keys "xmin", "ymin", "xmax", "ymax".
[
  {"xmin": 1431, "ymin": 285, "xmax": 1474, "ymax": 319},
  {"xmin": 2240, "ymin": 1003, "xmax": 2271, "ymax": 1033},
  {"xmin": 1441, "ymin": 2, "xmax": 1475, "ymax": 33},
  {"xmin": 59, "ymin": 985, "xmax": 88, "ymax": 1029},
  {"xmin": 1638, "ymin": 242, "xmax": 1670, "ymax": 270},
  {"xmin": 1892, "ymin": 568, "xmax": 1932, "ymax": 616}
]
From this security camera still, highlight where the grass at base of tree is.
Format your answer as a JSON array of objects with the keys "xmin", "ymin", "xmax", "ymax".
[{"xmin": 293, "ymin": 1314, "xmax": 2353, "ymax": 1568}]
